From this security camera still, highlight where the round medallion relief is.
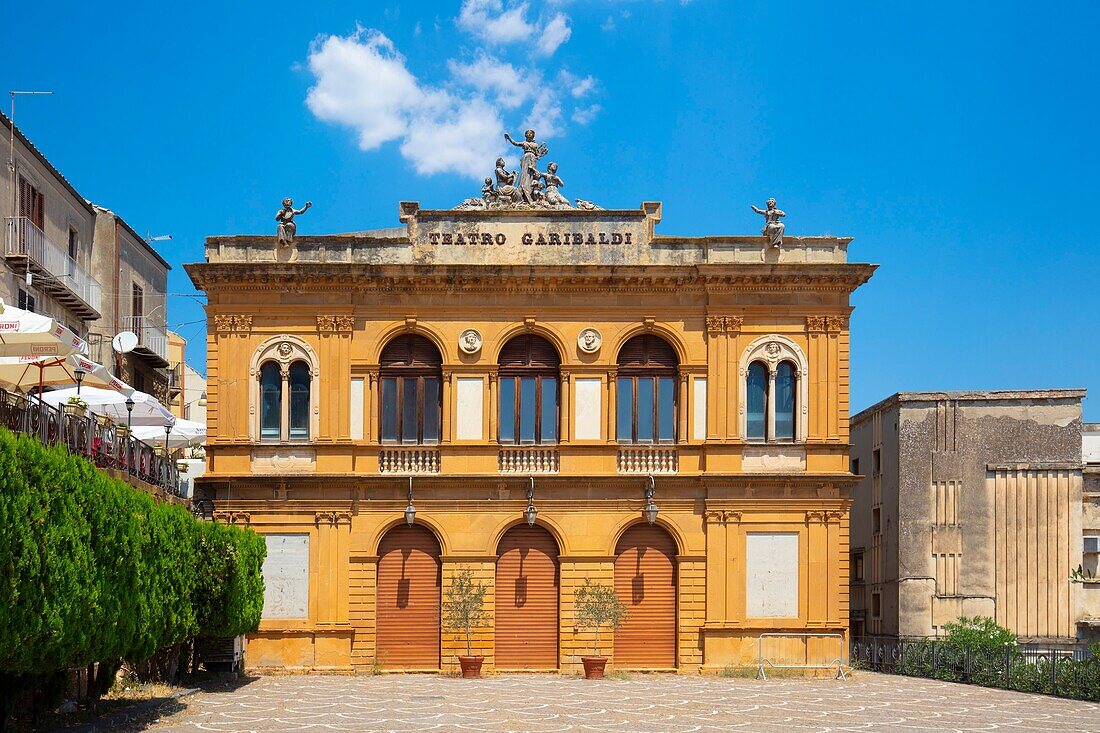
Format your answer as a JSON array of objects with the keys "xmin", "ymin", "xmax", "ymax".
[
  {"xmin": 459, "ymin": 329, "xmax": 483, "ymax": 355},
  {"xmin": 577, "ymin": 328, "xmax": 602, "ymax": 354}
]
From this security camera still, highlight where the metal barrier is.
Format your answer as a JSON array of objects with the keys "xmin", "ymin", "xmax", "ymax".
[{"xmin": 757, "ymin": 633, "xmax": 848, "ymax": 679}]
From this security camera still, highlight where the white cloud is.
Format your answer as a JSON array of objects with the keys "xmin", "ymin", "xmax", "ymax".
[
  {"xmin": 600, "ymin": 15, "xmax": 615, "ymax": 32},
  {"xmin": 523, "ymin": 95, "xmax": 564, "ymax": 139},
  {"xmin": 305, "ymin": 31, "xmax": 420, "ymax": 150},
  {"xmin": 457, "ymin": 0, "xmax": 535, "ymax": 45},
  {"xmin": 448, "ymin": 54, "xmax": 535, "ymax": 109},
  {"xmin": 306, "ymin": 30, "xmax": 503, "ymax": 179},
  {"xmin": 306, "ymin": 7, "xmax": 603, "ymax": 182},
  {"xmin": 566, "ymin": 73, "xmax": 596, "ymax": 98},
  {"xmin": 537, "ymin": 13, "xmax": 571, "ymax": 56},
  {"xmin": 572, "ymin": 104, "xmax": 600, "ymax": 126}
]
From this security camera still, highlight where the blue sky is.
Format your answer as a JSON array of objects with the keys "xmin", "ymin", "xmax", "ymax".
[{"xmin": 3, "ymin": 1, "xmax": 1098, "ymax": 418}]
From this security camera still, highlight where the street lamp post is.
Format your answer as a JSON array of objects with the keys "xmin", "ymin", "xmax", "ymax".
[
  {"xmin": 524, "ymin": 476, "xmax": 538, "ymax": 526},
  {"xmin": 124, "ymin": 396, "xmax": 135, "ymax": 475},
  {"xmin": 404, "ymin": 476, "xmax": 416, "ymax": 526},
  {"xmin": 643, "ymin": 475, "xmax": 659, "ymax": 525},
  {"xmin": 74, "ymin": 364, "xmax": 86, "ymax": 395}
]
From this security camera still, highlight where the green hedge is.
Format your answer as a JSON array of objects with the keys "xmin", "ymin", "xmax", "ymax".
[{"xmin": 0, "ymin": 427, "xmax": 265, "ymax": 677}]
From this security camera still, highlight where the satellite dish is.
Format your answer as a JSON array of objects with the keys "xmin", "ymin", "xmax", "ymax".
[{"xmin": 112, "ymin": 331, "xmax": 139, "ymax": 354}]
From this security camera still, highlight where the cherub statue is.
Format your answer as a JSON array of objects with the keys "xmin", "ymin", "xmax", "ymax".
[
  {"xmin": 751, "ymin": 198, "xmax": 786, "ymax": 248},
  {"xmin": 276, "ymin": 198, "xmax": 312, "ymax": 245},
  {"xmin": 538, "ymin": 162, "xmax": 571, "ymax": 208},
  {"xmin": 504, "ymin": 129, "xmax": 548, "ymax": 205}
]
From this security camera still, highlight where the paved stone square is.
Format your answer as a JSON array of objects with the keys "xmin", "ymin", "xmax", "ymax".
[{"xmin": 150, "ymin": 672, "xmax": 1100, "ymax": 733}]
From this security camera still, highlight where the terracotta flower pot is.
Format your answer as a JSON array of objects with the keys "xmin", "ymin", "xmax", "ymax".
[
  {"xmin": 582, "ymin": 657, "xmax": 607, "ymax": 679},
  {"xmin": 458, "ymin": 655, "xmax": 484, "ymax": 678}
]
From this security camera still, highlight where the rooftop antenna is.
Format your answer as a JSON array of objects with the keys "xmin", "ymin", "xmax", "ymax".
[
  {"xmin": 8, "ymin": 91, "xmax": 53, "ymax": 219},
  {"xmin": 145, "ymin": 233, "xmax": 172, "ymax": 243}
]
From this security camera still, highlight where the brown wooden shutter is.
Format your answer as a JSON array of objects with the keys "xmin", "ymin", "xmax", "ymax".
[
  {"xmin": 614, "ymin": 524, "xmax": 677, "ymax": 668},
  {"xmin": 617, "ymin": 335, "xmax": 678, "ymax": 370},
  {"xmin": 376, "ymin": 525, "xmax": 441, "ymax": 670},
  {"xmin": 499, "ymin": 335, "xmax": 560, "ymax": 372},
  {"xmin": 380, "ymin": 334, "xmax": 442, "ymax": 368},
  {"xmin": 495, "ymin": 524, "xmax": 560, "ymax": 669}
]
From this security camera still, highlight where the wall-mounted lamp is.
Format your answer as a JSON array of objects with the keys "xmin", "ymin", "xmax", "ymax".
[
  {"xmin": 644, "ymin": 475, "xmax": 659, "ymax": 525},
  {"xmin": 404, "ymin": 476, "xmax": 416, "ymax": 526},
  {"xmin": 524, "ymin": 476, "xmax": 538, "ymax": 526}
]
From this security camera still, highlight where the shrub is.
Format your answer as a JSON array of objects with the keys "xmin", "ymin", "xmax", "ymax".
[{"xmin": 0, "ymin": 428, "xmax": 265, "ymax": 726}]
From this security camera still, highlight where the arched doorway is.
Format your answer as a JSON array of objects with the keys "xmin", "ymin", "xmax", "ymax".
[
  {"xmin": 495, "ymin": 524, "xmax": 560, "ymax": 669},
  {"xmin": 614, "ymin": 523, "xmax": 677, "ymax": 668},
  {"xmin": 376, "ymin": 524, "xmax": 442, "ymax": 670}
]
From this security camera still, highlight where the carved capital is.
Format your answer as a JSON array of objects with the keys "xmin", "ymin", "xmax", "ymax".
[
  {"xmin": 234, "ymin": 315, "xmax": 253, "ymax": 334},
  {"xmin": 704, "ymin": 509, "xmax": 742, "ymax": 524},
  {"xmin": 706, "ymin": 315, "xmax": 743, "ymax": 334},
  {"xmin": 315, "ymin": 510, "xmax": 353, "ymax": 526},
  {"xmin": 805, "ymin": 316, "xmax": 828, "ymax": 333},
  {"xmin": 805, "ymin": 510, "xmax": 828, "ymax": 524},
  {"xmin": 703, "ymin": 509, "xmax": 725, "ymax": 523},
  {"xmin": 826, "ymin": 510, "xmax": 845, "ymax": 523},
  {"xmin": 213, "ymin": 511, "xmax": 251, "ymax": 526},
  {"xmin": 316, "ymin": 315, "xmax": 336, "ymax": 333},
  {"xmin": 825, "ymin": 316, "xmax": 846, "ymax": 333},
  {"xmin": 334, "ymin": 315, "xmax": 355, "ymax": 333},
  {"xmin": 213, "ymin": 315, "xmax": 235, "ymax": 333}
]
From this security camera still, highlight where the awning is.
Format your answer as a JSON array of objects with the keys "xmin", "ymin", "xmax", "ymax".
[
  {"xmin": 38, "ymin": 386, "xmax": 174, "ymax": 427},
  {"xmin": 0, "ymin": 299, "xmax": 87, "ymax": 357},
  {"xmin": 0, "ymin": 353, "xmax": 134, "ymax": 395}
]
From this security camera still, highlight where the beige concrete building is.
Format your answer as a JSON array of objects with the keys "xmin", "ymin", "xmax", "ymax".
[
  {"xmin": 87, "ymin": 206, "xmax": 172, "ymax": 399},
  {"xmin": 850, "ymin": 390, "xmax": 1085, "ymax": 642},
  {"xmin": 1, "ymin": 112, "xmax": 101, "ymax": 332},
  {"xmin": 1080, "ymin": 423, "xmax": 1100, "ymax": 638}
]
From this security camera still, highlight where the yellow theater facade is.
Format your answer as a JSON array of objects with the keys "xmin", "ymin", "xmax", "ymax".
[{"xmin": 188, "ymin": 196, "xmax": 875, "ymax": 674}]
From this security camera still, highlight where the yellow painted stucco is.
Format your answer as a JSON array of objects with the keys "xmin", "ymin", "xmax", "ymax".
[{"xmin": 187, "ymin": 201, "xmax": 875, "ymax": 674}]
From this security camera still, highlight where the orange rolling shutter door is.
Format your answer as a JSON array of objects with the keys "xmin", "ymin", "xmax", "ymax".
[
  {"xmin": 376, "ymin": 525, "xmax": 441, "ymax": 670},
  {"xmin": 614, "ymin": 524, "xmax": 677, "ymax": 668},
  {"xmin": 495, "ymin": 525, "xmax": 560, "ymax": 669}
]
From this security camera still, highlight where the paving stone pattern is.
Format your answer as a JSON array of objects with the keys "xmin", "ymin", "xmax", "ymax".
[{"xmin": 150, "ymin": 672, "xmax": 1100, "ymax": 733}]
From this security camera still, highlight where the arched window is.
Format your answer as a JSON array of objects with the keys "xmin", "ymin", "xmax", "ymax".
[
  {"xmin": 260, "ymin": 361, "xmax": 282, "ymax": 441},
  {"xmin": 379, "ymin": 334, "xmax": 442, "ymax": 444},
  {"xmin": 616, "ymin": 334, "xmax": 678, "ymax": 444},
  {"xmin": 289, "ymin": 361, "xmax": 311, "ymax": 440},
  {"xmin": 774, "ymin": 361, "xmax": 797, "ymax": 441},
  {"xmin": 498, "ymin": 334, "xmax": 559, "ymax": 444},
  {"xmin": 739, "ymin": 336, "xmax": 807, "ymax": 443},
  {"xmin": 746, "ymin": 361, "xmax": 768, "ymax": 441}
]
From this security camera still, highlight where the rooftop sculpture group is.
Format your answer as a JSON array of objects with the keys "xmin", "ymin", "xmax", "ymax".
[{"xmin": 456, "ymin": 129, "xmax": 603, "ymax": 211}]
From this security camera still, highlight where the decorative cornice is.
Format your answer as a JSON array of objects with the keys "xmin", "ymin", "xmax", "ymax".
[{"xmin": 186, "ymin": 263, "xmax": 878, "ymax": 296}]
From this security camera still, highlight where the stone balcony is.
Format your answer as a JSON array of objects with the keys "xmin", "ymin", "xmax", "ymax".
[{"xmin": 498, "ymin": 447, "xmax": 560, "ymax": 474}]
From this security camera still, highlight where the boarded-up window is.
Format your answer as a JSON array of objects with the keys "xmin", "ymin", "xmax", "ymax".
[
  {"xmin": 745, "ymin": 532, "xmax": 798, "ymax": 618},
  {"xmin": 262, "ymin": 534, "xmax": 310, "ymax": 619}
]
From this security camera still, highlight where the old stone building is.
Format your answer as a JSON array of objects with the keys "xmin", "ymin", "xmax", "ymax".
[
  {"xmin": 1, "ymin": 111, "xmax": 100, "ymax": 333},
  {"xmin": 188, "ymin": 185, "xmax": 875, "ymax": 673},
  {"xmin": 1080, "ymin": 423, "xmax": 1100, "ymax": 638},
  {"xmin": 849, "ymin": 390, "xmax": 1086, "ymax": 641}
]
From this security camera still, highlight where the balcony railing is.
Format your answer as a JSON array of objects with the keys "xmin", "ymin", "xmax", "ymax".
[
  {"xmin": 379, "ymin": 447, "xmax": 440, "ymax": 474},
  {"xmin": 121, "ymin": 315, "xmax": 169, "ymax": 362},
  {"xmin": 617, "ymin": 446, "xmax": 678, "ymax": 474},
  {"xmin": 498, "ymin": 447, "xmax": 559, "ymax": 474},
  {"xmin": 5, "ymin": 216, "xmax": 102, "ymax": 315},
  {"xmin": 0, "ymin": 387, "xmax": 180, "ymax": 496}
]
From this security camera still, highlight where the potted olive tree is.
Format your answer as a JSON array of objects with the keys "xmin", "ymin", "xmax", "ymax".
[
  {"xmin": 442, "ymin": 567, "xmax": 489, "ymax": 678},
  {"xmin": 574, "ymin": 579, "xmax": 628, "ymax": 679}
]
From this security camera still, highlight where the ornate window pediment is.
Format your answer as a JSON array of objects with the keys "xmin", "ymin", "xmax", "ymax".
[{"xmin": 738, "ymin": 335, "xmax": 808, "ymax": 443}]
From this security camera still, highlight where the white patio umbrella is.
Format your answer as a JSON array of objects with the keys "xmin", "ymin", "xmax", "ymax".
[
  {"xmin": 0, "ymin": 298, "xmax": 87, "ymax": 357},
  {"xmin": 132, "ymin": 419, "xmax": 206, "ymax": 448},
  {"xmin": 0, "ymin": 353, "xmax": 134, "ymax": 395},
  {"xmin": 39, "ymin": 386, "xmax": 175, "ymax": 427}
]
